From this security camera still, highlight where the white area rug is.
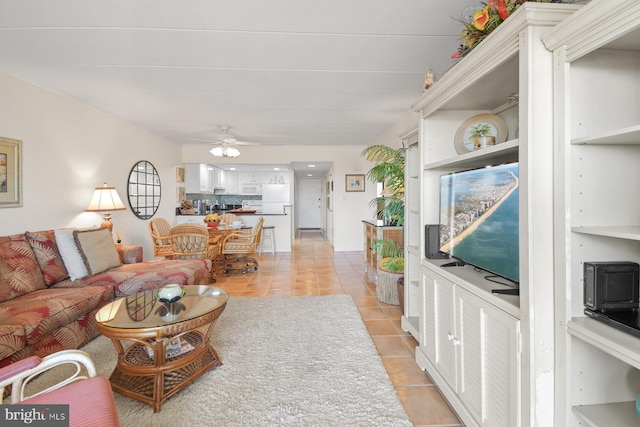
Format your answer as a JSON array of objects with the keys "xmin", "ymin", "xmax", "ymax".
[{"xmin": 80, "ymin": 295, "xmax": 412, "ymax": 426}]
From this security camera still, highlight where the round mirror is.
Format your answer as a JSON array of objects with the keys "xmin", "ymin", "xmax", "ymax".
[{"xmin": 127, "ymin": 161, "xmax": 161, "ymax": 219}]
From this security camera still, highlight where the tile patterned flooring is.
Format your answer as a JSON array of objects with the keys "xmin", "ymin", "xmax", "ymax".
[{"xmin": 213, "ymin": 229, "xmax": 463, "ymax": 427}]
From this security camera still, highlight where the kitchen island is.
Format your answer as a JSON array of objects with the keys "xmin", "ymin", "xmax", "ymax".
[{"xmin": 175, "ymin": 207, "xmax": 292, "ymax": 252}]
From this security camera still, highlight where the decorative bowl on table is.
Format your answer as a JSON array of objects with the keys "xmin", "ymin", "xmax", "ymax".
[
  {"xmin": 207, "ymin": 222, "xmax": 219, "ymax": 229},
  {"xmin": 157, "ymin": 284, "xmax": 185, "ymax": 303}
]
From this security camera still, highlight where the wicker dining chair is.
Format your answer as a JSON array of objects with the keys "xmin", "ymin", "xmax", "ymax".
[
  {"xmin": 219, "ymin": 213, "xmax": 241, "ymax": 225},
  {"xmin": 217, "ymin": 217, "xmax": 264, "ymax": 274},
  {"xmin": 168, "ymin": 224, "xmax": 212, "ymax": 259},
  {"xmin": 148, "ymin": 217, "xmax": 173, "ymax": 258},
  {"xmin": 169, "ymin": 224, "xmax": 218, "ymax": 280}
]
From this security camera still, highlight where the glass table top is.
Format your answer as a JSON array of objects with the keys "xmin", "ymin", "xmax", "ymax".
[{"xmin": 95, "ymin": 285, "xmax": 228, "ymax": 329}]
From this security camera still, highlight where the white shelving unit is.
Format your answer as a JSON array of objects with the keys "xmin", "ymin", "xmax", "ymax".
[
  {"xmin": 401, "ymin": 128, "xmax": 420, "ymax": 339},
  {"xmin": 544, "ymin": 1, "xmax": 640, "ymax": 425},
  {"xmin": 409, "ymin": 4, "xmax": 581, "ymax": 426}
]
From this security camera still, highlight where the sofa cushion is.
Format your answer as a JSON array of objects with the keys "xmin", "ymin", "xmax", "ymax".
[
  {"xmin": 54, "ymin": 229, "xmax": 89, "ymax": 281},
  {"xmin": 25, "ymin": 230, "xmax": 69, "ymax": 286},
  {"xmin": 54, "ymin": 258, "xmax": 211, "ymax": 297},
  {"xmin": 0, "ymin": 285, "xmax": 113, "ymax": 346},
  {"xmin": 73, "ymin": 227, "xmax": 121, "ymax": 275},
  {"xmin": 0, "ymin": 234, "xmax": 46, "ymax": 302}
]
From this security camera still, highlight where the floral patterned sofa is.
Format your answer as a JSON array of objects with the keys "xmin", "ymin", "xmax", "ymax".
[{"xmin": 0, "ymin": 229, "xmax": 211, "ymax": 368}]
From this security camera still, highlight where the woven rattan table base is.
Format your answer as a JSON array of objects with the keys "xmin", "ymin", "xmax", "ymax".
[{"xmin": 109, "ymin": 335, "xmax": 221, "ymax": 412}]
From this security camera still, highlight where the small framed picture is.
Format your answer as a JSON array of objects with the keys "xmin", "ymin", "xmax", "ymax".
[
  {"xmin": 176, "ymin": 166, "xmax": 185, "ymax": 183},
  {"xmin": 0, "ymin": 137, "xmax": 22, "ymax": 208},
  {"xmin": 345, "ymin": 174, "xmax": 365, "ymax": 192}
]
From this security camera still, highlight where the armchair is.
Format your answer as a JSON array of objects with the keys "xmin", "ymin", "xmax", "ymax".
[
  {"xmin": 217, "ymin": 217, "xmax": 264, "ymax": 274},
  {"xmin": 0, "ymin": 349, "xmax": 120, "ymax": 426}
]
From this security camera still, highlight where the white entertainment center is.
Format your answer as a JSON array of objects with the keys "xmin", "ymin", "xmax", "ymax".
[{"xmin": 398, "ymin": 1, "xmax": 640, "ymax": 426}]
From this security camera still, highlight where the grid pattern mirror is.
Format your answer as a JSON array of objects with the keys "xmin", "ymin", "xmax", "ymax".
[{"xmin": 127, "ymin": 160, "xmax": 161, "ymax": 219}]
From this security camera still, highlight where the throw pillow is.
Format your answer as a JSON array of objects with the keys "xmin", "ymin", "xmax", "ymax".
[
  {"xmin": 54, "ymin": 228, "xmax": 89, "ymax": 281},
  {"xmin": 26, "ymin": 230, "xmax": 69, "ymax": 286},
  {"xmin": 73, "ymin": 227, "xmax": 121, "ymax": 276},
  {"xmin": 0, "ymin": 234, "xmax": 46, "ymax": 302}
]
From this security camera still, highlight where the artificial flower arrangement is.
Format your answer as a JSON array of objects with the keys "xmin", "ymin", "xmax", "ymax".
[
  {"xmin": 204, "ymin": 213, "xmax": 220, "ymax": 229},
  {"xmin": 181, "ymin": 200, "xmax": 194, "ymax": 210},
  {"xmin": 452, "ymin": 0, "xmax": 567, "ymax": 58},
  {"xmin": 204, "ymin": 213, "xmax": 219, "ymax": 223}
]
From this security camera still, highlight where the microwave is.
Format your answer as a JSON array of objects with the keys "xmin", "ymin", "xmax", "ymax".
[
  {"xmin": 240, "ymin": 183, "xmax": 263, "ymax": 195},
  {"xmin": 584, "ymin": 262, "xmax": 640, "ymax": 312}
]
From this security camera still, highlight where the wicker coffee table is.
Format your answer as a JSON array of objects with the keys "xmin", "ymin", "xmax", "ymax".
[{"xmin": 95, "ymin": 285, "xmax": 228, "ymax": 412}]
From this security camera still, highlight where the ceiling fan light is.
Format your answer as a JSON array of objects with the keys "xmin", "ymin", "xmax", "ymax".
[
  {"xmin": 226, "ymin": 146, "xmax": 241, "ymax": 157},
  {"xmin": 210, "ymin": 144, "xmax": 241, "ymax": 157}
]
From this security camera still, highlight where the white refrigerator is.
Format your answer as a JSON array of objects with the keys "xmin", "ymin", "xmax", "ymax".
[{"xmin": 262, "ymin": 184, "xmax": 290, "ymax": 214}]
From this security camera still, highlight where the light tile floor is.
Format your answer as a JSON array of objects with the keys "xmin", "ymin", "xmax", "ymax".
[{"xmin": 213, "ymin": 229, "xmax": 463, "ymax": 427}]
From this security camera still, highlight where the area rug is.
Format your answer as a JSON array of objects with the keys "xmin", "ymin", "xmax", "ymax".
[{"xmin": 77, "ymin": 295, "xmax": 412, "ymax": 426}]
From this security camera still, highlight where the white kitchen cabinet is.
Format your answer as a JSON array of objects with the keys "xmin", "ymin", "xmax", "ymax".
[
  {"xmin": 543, "ymin": 1, "xmax": 640, "ymax": 425},
  {"xmin": 184, "ymin": 163, "xmax": 211, "ymax": 193},
  {"xmin": 211, "ymin": 166, "xmax": 225, "ymax": 190},
  {"xmin": 224, "ymin": 170, "xmax": 237, "ymax": 194},
  {"xmin": 420, "ymin": 266, "xmax": 520, "ymax": 427}
]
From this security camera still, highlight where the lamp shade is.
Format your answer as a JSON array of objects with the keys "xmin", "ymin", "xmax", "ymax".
[
  {"xmin": 86, "ymin": 183, "xmax": 126, "ymax": 212},
  {"xmin": 210, "ymin": 144, "xmax": 241, "ymax": 157}
]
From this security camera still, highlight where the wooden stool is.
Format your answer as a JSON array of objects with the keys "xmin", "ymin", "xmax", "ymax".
[{"xmin": 260, "ymin": 225, "xmax": 275, "ymax": 255}]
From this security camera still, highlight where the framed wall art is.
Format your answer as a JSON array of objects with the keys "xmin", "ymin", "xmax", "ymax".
[
  {"xmin": 345, "ymin": 174, "xmax": 365, "ymax": 192},
  {"xmin": 0, "ymin": 137, "xmax": 22, "ymax": 208}
]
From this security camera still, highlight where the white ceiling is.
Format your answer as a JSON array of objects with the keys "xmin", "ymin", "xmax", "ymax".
[{"xmin": 0, "ymin": 0, "xmax": 479, "ymax": 155}]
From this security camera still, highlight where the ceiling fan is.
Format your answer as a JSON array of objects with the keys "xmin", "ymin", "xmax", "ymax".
[{"xmin": 188, "ymin": 126, "xmax": 259, "ymax": 158}]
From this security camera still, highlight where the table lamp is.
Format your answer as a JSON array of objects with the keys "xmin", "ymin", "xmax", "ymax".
[{"xmin": 86, "ymin": 183, "xmax": 126, "ymax": 232}]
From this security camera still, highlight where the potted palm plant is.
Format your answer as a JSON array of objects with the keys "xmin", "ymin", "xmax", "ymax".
[
  {"xmin": 361, "ymin": 144, "xmax": 406, "ymax": 226},
  {"xmin": 362, "ymin": 144, "xmax": 406, "ymax": 306}
]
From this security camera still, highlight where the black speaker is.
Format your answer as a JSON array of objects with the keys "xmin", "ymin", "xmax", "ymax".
[{"xmin": 425, "ymin": 224, "xmax": 448, "ymax": 259}]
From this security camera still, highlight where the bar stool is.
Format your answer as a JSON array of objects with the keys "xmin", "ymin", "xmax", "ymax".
[{"xmin": 260, "ymin": 225, "xmax": 275, "ymax": 255}]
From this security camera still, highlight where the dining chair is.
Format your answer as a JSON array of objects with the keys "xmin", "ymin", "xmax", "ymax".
[
  {"xmin": 148, "ymin": 217, "xmax": 173, "ymax": 258},
  {"xmin": 169, "ymin": 224, "xmax": 217, "ymax": 280},
  {"xmin": 219, "ymin": 213, "xmax": 240, "ymax": 225},
  {"xmin": 217, "ymin": 217, "xmax": 264, "ymax": 274}
]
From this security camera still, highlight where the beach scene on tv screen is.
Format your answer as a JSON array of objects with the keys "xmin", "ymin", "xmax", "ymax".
[{"xmin": 439, "ymin": 163, "xmax": 519, "ymax": 283}]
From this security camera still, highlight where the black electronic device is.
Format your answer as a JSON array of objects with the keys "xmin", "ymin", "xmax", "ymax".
[
  {"xmin": 585, "ymin": 308, "xmax": 640, "ymax": 339},
  {"xmin": 584, "ymin": 262, "xmax": 639, "ymax": 312},
  {"xmin": 425, "ymin": 224, "xmax": 448, "ymax": 259}
]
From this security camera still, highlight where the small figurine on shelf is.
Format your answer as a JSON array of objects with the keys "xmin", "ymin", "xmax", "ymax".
[{"xmin": 424, "ymin": 69, "xmax": 435, "ymax": 91}]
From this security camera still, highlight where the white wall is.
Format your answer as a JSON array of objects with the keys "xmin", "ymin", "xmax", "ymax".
[
  {"xmin": 182, "ymin": 144, "xmax": 377, "ymax": 251},
  {"xmin": 0, "ymin": 71, "xmax": 183, "ymax": 260}
]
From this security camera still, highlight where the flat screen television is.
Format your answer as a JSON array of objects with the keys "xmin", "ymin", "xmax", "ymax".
[{"xmin": 439, "ymin": 162, "xmax": 519, "ymax": 284}]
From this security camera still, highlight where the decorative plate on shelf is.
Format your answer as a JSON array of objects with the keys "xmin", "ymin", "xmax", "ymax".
[{"xmin": 454, "ymin": 114, "xmax": 508, "ymax": 154}]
